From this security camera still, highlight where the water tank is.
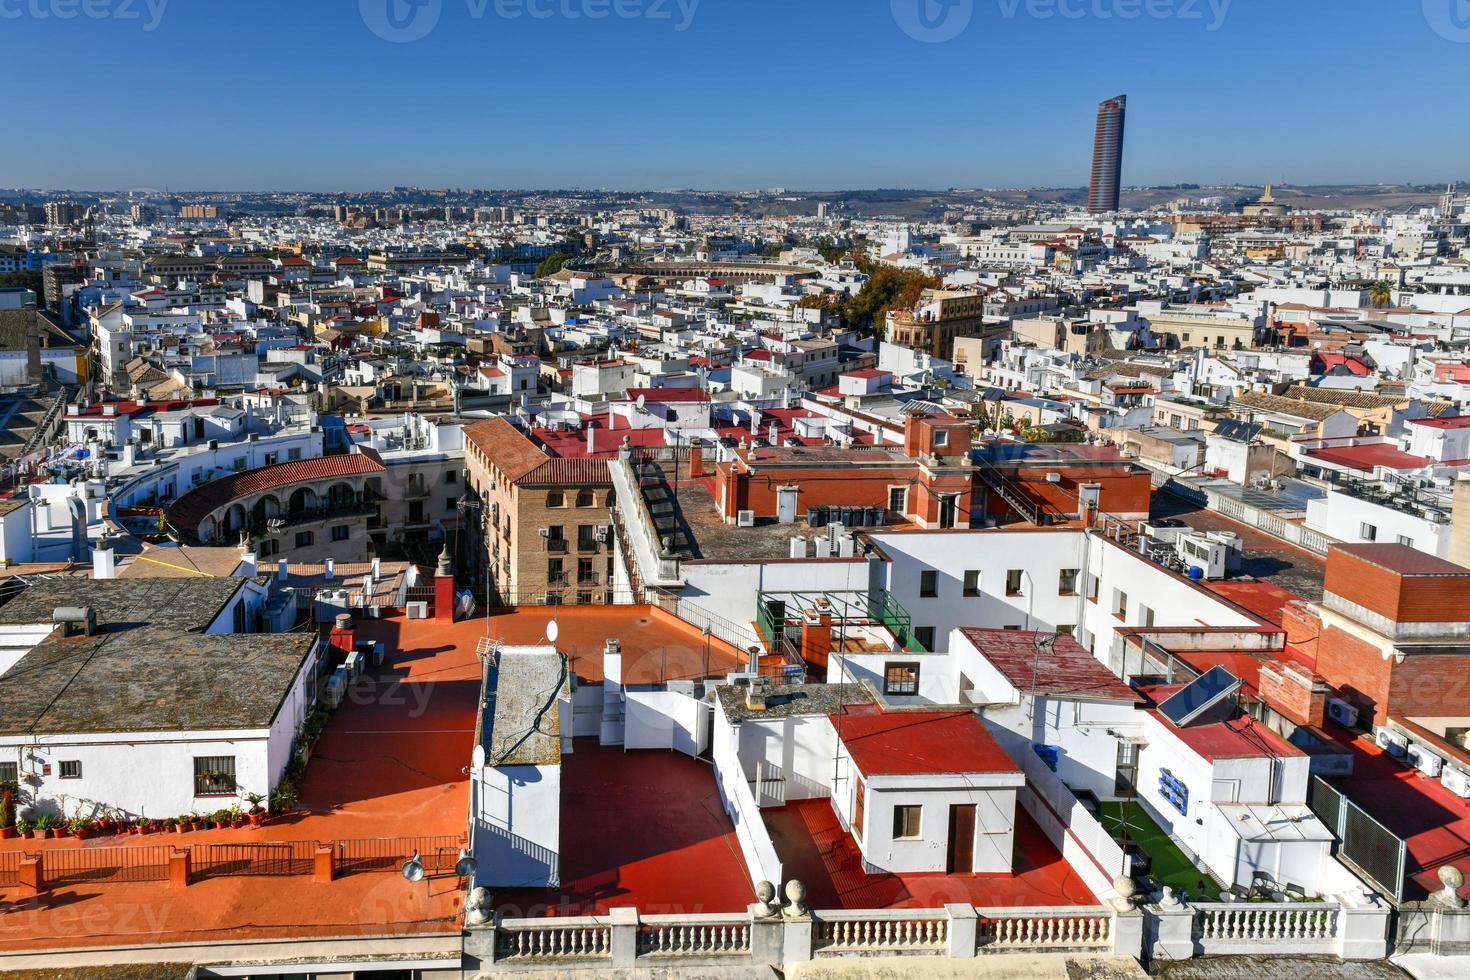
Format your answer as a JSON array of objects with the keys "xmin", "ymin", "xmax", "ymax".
[{"xmin": 1188, "ymin": 566, "xmax": 1204, "ymax": 581}]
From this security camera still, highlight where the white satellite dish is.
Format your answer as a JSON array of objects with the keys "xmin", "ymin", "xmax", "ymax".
[
  {"xmin": 401, "ymin": 852, "xmax": 425, "ymax": 882},
  {"xmin": 547, "ymin": 619, "xmax": 560, "ymax": 644},
  {"xmin": 472, "ymin": 744, "xmax": 486, "ymax": 769},
  {"xmin": 635, "ymin": 394, "xmax": 647, "ymax": 412}
]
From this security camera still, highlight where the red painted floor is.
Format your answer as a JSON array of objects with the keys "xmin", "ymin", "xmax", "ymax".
[
  {"xmin": 494, "ymin": 742, "xmax": 755, "ymax": 918},
  {"xmin": 1323, "ymin": 728, "xmax": 1470, "ymax": 902},
  {"xmin": 763, "ymin": 798, "xmax": 1097, "ymax": 911}
]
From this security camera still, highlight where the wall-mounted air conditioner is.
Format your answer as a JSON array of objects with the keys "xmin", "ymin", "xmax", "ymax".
[
  {"xmin": 1408, "ymin": 743, "xmax": 1444, "ymax": 778},
  {"xmin": 1375, "ymin": 727, "xmax": 1408, "ymax": 758},
  {"xmin": 737, "ymin": 510, "xmax": 756, "ymax": 527},
  {"xmin": 1442, "ymin": 767, "xmax": 1470, "ymax": 799},
  {"xmin": 1326, "ymin": 698, "xmax": 1358, "ymax": 729}
]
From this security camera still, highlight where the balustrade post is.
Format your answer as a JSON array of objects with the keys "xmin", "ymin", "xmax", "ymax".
[
  {"xmin": 748, "ymin": 904, "xmax": 785, "ymax": 968},
  {"xmin": 609, "ymin": 906, "xmax": 639, "ymax": 968},
  {"xmin": 1111, "ymin": 906, "xmax": 1145, "ymax": 959},
  {"xmin": 1148, "ymin": 890, "xmax": 1195, "ymax": 961},
  {"xmin": 1337, "ymin": 892, "xmax": 1391, "ymax": 961},
  {"xmin": 945, "ymin": 904, "xmax": 977, "ymax": 958}
]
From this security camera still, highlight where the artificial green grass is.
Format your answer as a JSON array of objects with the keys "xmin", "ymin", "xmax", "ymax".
[{"xmin": 1097, "ymin": 801, "xmax": 1218, "ymax": 899}]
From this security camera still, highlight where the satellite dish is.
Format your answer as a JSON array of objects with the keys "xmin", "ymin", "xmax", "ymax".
[
  {"xmin": 472, "ymin": 744, "xmax": 486, "ymax": 769},
  {"xmin": 546, "ymin": 619, "xmax": 560, "ymax": 644},
  {"xmin": 455, "ymin": 848, "xmax": 478, "ymax": 879},
  {"xmin": 635, "ymin": 394, "xmax": 647, "ymax": 412},
  {"xmin": 401, "ymin": 852, "xmax": 425, "ymax": 882}
]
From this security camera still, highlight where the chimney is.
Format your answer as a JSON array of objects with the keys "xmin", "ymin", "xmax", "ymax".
[
  {"xmin": 277, "ymin": 557, "xmax": 289, "ymax": 581},
  {"xmin": 371, "ymin": 557, "xmax": 381, "ymax": 582},
  {"xmin": 238, "ymin": 539, "xmax": 257, "ymax": 578},
  {"xmin": 324, "ymin": 558, "xmax": 335, "ymax": 580},
  {"xmin": 92, "ymin": 539, "xmax": 116, "ymax": 580}
]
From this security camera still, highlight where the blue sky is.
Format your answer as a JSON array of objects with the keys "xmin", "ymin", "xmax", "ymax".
[{"xmin": 3, "ymin": 0, "xmax": 1468, "ymax": 191}]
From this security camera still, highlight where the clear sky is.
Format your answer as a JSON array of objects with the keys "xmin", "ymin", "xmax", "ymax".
[{"xmin": 4, "ymin": 0, "xmax": 1467, "ymax": 191}]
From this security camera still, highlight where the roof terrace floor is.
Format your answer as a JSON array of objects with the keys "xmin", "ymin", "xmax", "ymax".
[
  {"xmin": 763, "ymin": 798, "xmax": 1097, "ymax": 911},
  {"xmin": 494, "ymin": 741, "xmax": 755, "ymax": 917}
]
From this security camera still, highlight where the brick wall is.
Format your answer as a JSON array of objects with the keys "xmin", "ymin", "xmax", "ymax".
[{"xmin": 1313, "ymin": 624, "xmax": 1392, "ymax": 725}]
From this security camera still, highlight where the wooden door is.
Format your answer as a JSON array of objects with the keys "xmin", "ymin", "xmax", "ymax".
[{"xmin": 947, "ymin": 804, "xmax": 976, "ymax": 874}]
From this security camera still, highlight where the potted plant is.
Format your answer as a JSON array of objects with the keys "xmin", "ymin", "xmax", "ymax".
[
  {"xmin": 27, "ymin": 816, "xmax": 46, "ymax": 840},
  {"xmin": 245, "ymin": 793, "xmax": 267, "ymax": 827},
  {"xmin": 270, "ymin": 779, "xmax": 297, "ymax": 815},
  {"xmin": 162, "ymin": 817, "xmax": 178, "ymax": 833},
  {"xmin": 70, "ymin": 816, "xmax": 94, "ymax": 840},
  {"xmin": 40, "ymin": 815, "xmax": 61, "ymax": 839},
  {"xmin": 228, "ymin": 803, "xmax": 246, "ymax": 829},
  {"xmin": 0, "ymin": 811, "xmax": 13, "ymax": 840},
  {"xmin": 15, "ymin": 818, "xmax": 31, "ymax": 839},
  {"xmin": 214, "ymin": 808, "xmax": 232, "ymax": 829},
  {"xmin": 183, "ymin": 811, "xmax": 199, "ymax": 832},
  {"xmin": 137, "ymin": 817, "xmax": 154, "ymax": 835}
]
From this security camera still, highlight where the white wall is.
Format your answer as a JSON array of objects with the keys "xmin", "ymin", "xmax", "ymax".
[
  {"xmin": 1305, "ymin": 489, "xmax": 1449, "ymax": 557},
  {"xmin": 735, "ymin": 714, "xmax": 836, "ymax": 801},
  {"xmin": 472, "ymin": 762, "xmax": 561, "ymax": 889},
  {"xmin": 679, "ymin": 558, "xmax": 871, "ymax": 630},
  {"xmin": 711, "ymin": 700, "xmax": 784, "ymax": 887},
  {"xmin": 2, "ymin": 730, "xmax": 274, "ymax": 821}
]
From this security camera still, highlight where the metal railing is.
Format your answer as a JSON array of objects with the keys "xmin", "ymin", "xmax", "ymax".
[
  {"xmin": 336, "ymin": 834, "xmax": 462, "ymax": 876},
  {"xmin": 191, "ymin": 841, "xmax": 317, "ymax": 880},
  {"xmin": 1308, "ymin": 776, "xmax": 1406, "ymax": 901},
  {"xmin": 41, "ymin": 845, "xmax": 173, "ymax": 888}
]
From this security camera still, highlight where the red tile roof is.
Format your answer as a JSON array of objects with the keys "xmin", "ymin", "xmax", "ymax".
[
  {"xmin": 1306, "ymin": 443, "xmax": 1430, "ymax": 472},
  {"xmin": 958, "ymin": 627, "xmax": 1143, "ymax": 702},
  {"xmin": 624, "ymin": 387, "xmax": 710, "ymax": 404},
  {"xmin": 167, "ymin": 453, "xmax": 386, "ymax": 533},
  {"xmin": 833, "ymin": 710, "xmax": 1021, "ymax": 777}
]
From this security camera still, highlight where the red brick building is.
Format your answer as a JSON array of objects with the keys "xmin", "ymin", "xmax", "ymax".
[{"xmin": 1289, "ymin": 544, "xmax": 1470, "ymax": 726}]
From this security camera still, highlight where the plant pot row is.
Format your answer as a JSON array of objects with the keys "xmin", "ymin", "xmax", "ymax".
[{"xmin": 5, "ymin": 811, "xmax": 273, "ymax": 840}]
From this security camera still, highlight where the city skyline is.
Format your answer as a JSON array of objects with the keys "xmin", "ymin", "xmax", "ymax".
[{"xmin": 2, "ymin": 1, "xmax": 1468, "ymax": 191}]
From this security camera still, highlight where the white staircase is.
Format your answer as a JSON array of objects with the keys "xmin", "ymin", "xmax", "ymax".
[{"xmin": 599, "ymin": 638, "xmax": 625, "ymax": 745}]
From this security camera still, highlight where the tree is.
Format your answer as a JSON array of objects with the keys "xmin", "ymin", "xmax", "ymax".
[
  {"xmin": 837, "ymin": 265, "xmax": 941, "ymax": 334},
  {"xmin": 1369, "ymin": 280, "xmax": 1394, "ymax": 308},
  {"xmin": 535, "ymin": 252, "xmax": 570, "ymax": 278}
]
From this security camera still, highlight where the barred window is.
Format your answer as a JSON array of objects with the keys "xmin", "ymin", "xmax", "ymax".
[
  {"xmin": 0, "ymin": 762, "xmax": 15, "ymax": 784},
  {"xmin": 194, "ymin": 756, "xmax": 237, "ymax": 796},
  {"xmin": 59, "ymin": 760, "xmax": 81, "ymax": 779}
]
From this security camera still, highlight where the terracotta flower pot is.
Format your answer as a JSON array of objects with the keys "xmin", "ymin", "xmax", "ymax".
[
  {"xmin": 170, "ymin": 824, "xmax": 185, "ymax": 834},
  {"xmin": 0, "ymin": 826, "xmax": 14, "ymax": 839},
  {"xmin": 248, "ymin": 812, "xmax": 265, "ymax": 827},
  {"xmin": 73, "ymin": 829, "xmax": 90, "ymax": 841},
  {"xmin": 27, "ymin": 828, "xmax": 43, "ymax": 840},
  {"xmin": 47, "ymin": 828, "xmax": 62, "ymax": 839}
]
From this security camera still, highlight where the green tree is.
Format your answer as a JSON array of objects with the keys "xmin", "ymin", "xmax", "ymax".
[
  {"xmin": 535, "ymin": 252, "xmax": 570, "ymax": 277},
  {"xmin": 837, "ymin": 265, "xmax": 941, "ymax": 334},
  {"xmin": 1368, "ymin": 280, "xmax": 1394, "ymax": 308}
]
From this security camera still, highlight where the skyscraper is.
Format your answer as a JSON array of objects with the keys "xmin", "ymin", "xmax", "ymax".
[{"xmin": 1088, "ymin": 95, "xmax": 1127, "ymax": 214}]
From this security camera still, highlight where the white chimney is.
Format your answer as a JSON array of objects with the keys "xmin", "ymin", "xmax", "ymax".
[
  {"xmin": 92, "ymin": 543, "xmax": 116, "ymax": 580},
  {"xmin": 277, "ymin": 557, "xmax": 289, "ymax": 581},
  {"xmin": 238, "ymin": 541, "xmax": 257, "ymax": 578},
  {"xmin": 324, "ymin": 558, "xmax": 335, "ymax": 580},
  {"xmin": 370, "ymin": 557, "xmax": 381, "ymax": 582}
]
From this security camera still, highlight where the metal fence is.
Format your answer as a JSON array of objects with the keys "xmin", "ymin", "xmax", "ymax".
[
  {"xmin": 335, "ymin": 835, "xmax": 462, "ymax": 876},
  {"xmin": 0, "ymin": 849, "xmax": 19, "ymax": 887},
  {"xmin": 1308, "ymin": 775, "xmax": 1406, "ymax": 901},
  {"xmin": 191, "ymin": 841, "xmax": 318, "ymax": 880},
  {"xmin": 41, "ymin": 845, "xmax": 172, "ymax": 888}
]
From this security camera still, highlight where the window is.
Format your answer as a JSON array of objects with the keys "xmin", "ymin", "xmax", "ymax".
[
  {"xmin": 578, "ymin": 524, "xmax": 597, "ymax": 551},
  {"xmin": 295, "ymin": 531, "xmax": 313, "ymax": 548},
  {"xmin": 1140, "ymin": 604, "xmax": 1156, "ymax": 628},
  {"xmin": 1057, "ymin": 624, "xmax": 1075, "ymax": 636},
  {"xmin": 914, "ymin": 627, "xmax": 936, "ymax": 651},
  {"xmin": 263, "ymin": 452, "xmax": 278, "ymax": 467},
  {"xmin": 919, "ymin": 570, "xmax": 938, "ymax": 598},
  {"xmin": 1360, "ymin": 522, "xmax": 1377, "ymax": 542},
  {"xmin": 1113, "ymin": 589, "xmax": 1128, "ymax": 619},
  {"xmin": 1397, "ymin": 534, "xmax": 1414, "ymax": 547},
  {"xmin": 547, "ymin": 558, "xmax": 565, "ymax": 586},
  {"xmin": 884, "ymin": 662, "xmax": 921, "ymax": 696},
  {"xmin": 547, "ymin": 491, "xmax": 565, "ymax": 508},
  {"xmin": 445, "ymin": 470, "xmax": 459, "ymax": 484},
  {"xmin": 287, "ymin": 447, "xmax": 302, "ymax": 461},
  {"xmin": 576, "ymin": 490, "xmax": 595, "ymax": 508},
  {"xmin": 932, "ymin": 429, "xmax": 949, "ymax": 448},
  {"xmin": 0, "ymin": 761, "xmax": 14, "ymax": 784},
  {"xmin": 331, "ymin": 525, "xmax": 350, "ymax": 541},
  {"xmin": 963, "ymin": 570, "xmax": 980, "ymax": 597},
  {"xmin": 888, "ymin": 485, "xmax": 908, "ymax": 514},
  {"xmin": 893, "ymin": 805, "xmax": 922, "ymax": 840},
  {"xmin": 194, "ymin": 756, "xmax": 236, "ymax": 796},
  {"xmin": 853, "ymin": 778, "xmax": 866, "ymax": 840},
  {"xmin": 1058, "ymin": 568, "xmax": 1079, "ymax": 595},
  {"xmin": 578, "ymin": 558, "xmax": 596, "ymax": 584},
  {"xmin": 259, "ymin": 539, "xmax": 279, "ymax": 558},
  {"xmin": 59, "ymin": 760, "xmax": 81, "ymax": 779},
  {"xmin": 1006, "ymin": 569, "xmax": 1023, "ymax": 596}
]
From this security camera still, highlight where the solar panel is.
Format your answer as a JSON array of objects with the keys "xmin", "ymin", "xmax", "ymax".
[{"xmin": 1157, "ymin": 666, "xmax": 1242, "ymax": 728}]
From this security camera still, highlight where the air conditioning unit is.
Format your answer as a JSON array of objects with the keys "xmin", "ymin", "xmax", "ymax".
[
  {"xmin": 737, "ymin": 510, "xmax": 756, "ymax": 527},
  {"xmin": 1408, "ymin": 743, "xmax": 1444, "ymax": 778},
  {"xmin": 1375, "ymin": 726, "xmax": 1408, "ymax": 758},
  {"xmin": 538, "ymin": 527, "xmax": 551, "ymax": 538},
  {"xmin": 1442, "ymin": 767, "xmax": 1470, "ymax": 798},
  {"xmin": 406, "ymin": 600, "xmax": 429, "ymax": 620},
  {"xmin": 595, "ymin": 525, "xmax": 611, "ymax": 542},
  {"xmin": 1326, "ymin": 698, "xmax": 1358, "ymax": 729}
]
